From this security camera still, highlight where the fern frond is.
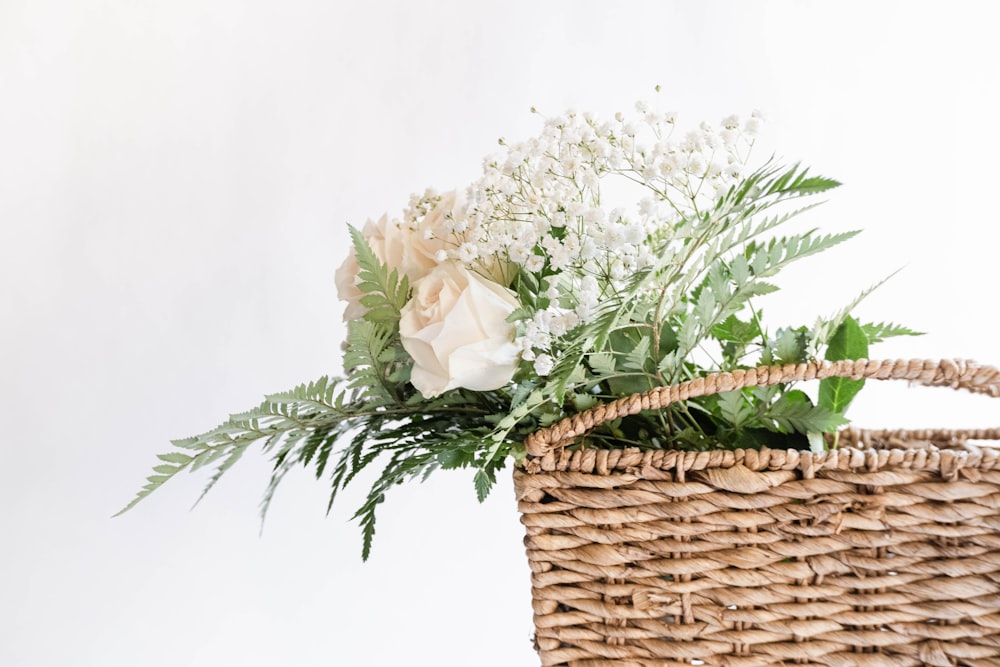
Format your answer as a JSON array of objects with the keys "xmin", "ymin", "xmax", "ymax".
[
  {"xmin": 811, "ymin": 269, "xmax": 904, "ymax": 350},
  {"xmin": 757, "ymin": 162, "xmax": 841, "ymax": 199},
  {"xmin": 344, "ymin": 319, "xmax": 407, "ymax": 406},
  {"xmin": 862, "ymin": 321, "xmax": 924, "ymax": 344},
  {"xmin": 349, "ymin": 225, "xmax": 410, "ymax": 323},
  {"xmin": 747, "ymin": 230, "xmax": 860, "ymax": 278},
  {"xmin": 117, "ymin": 380, "xmax": 350, "ymax": 517}
]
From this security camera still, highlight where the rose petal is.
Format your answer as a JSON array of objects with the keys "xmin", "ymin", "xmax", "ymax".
[{"xmin": 447, "ymin": 338, "xmax": 520, "ymax": 391}]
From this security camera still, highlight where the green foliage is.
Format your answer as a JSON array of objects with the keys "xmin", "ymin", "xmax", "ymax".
[
  {"xmin": 774, "ymin": 327, "xmax": 809, "ymax": 364},
  {"xmin": 862, "ymin": 321, "xmax": 923, "ymax": 344},
  {"xmin": 343, "ymin": 319, "xmax": 407, "ymax": 408},
  {"xmin": 118, "ymin": 373, "xmax": 506, "ymax": 560},
  {"xmin": 474, "ymin": 468, "xmax": 495, "ymax": 503},
  {"xmin": 349, "ymin": 226, "xmax": 409, "ymax": 325},
  {"xmin": 765, "ymin": 390, "xmax": 848, "ymax": 434},
  {"xmin": 819, "ymin": 316, "xmax": 869, "ymax": 415}
]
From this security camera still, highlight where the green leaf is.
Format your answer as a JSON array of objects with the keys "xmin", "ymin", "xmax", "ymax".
[
  {"xmin": 819, "ymin": 316, "xmax": 868, "ymax": 416},
  {"xmin": 437, "ymin": 448, "xmax": 475, "ymax": 470},
  {"xmin": 762, "ymin": 163, "xmax": 841, "ymax": 197},
  {"xmin": 506, "ymin": 306, "xmax": 534, "ymax": 323},
  {"xmin": 621, "ymin": 335, "xmax": 651, "ymax": 372},
  {"xmin": 746, "ymin": 230, "xmax": 860, "ymax": 280},
  {"xmin": 810, "ymin": 271, "xmax": 901, "ymax": 351},
  {"xmin": 588, "ymin": 351, "xmax": 617, "ymax": 377},
  {"xmin": 349, "ymin": 225, "xmax": 410, "ymax": 324},
  {"xmin": 474, "ymin": 468, "xmax": 494, "ymax": 502},
  {"xmin": 826, "ymin": 314, "xmax": 868, "ymax": 361},
  {"xmin": 862, "ymin": 321, "xmax": 924, "ymax": 344},
  {"xmin": 711, "ymin": 314, "xmax": 762, "ymax": 364},
  {"xmin": 767, "ymin": 390, "xmax": 849, "ymax": 434},
  {"xmin": 717, "ymin": 391, "xmax": 753, "ymax": 428},
  {"xmin": 775, "ymin": 327, "xmax": 807, "ymax": 364},
  {"xmin": 156, "ymin": 452, "xmax": 193, "ymax": 465}
]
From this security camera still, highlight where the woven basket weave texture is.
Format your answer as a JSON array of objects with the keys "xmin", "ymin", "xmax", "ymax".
[{"xmin": 516, "ymin": 359, "xmax": 1000, "ymax": 667}]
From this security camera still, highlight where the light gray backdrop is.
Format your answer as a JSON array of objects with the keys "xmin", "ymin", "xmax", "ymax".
[{"xmin": 2, "ymin": 1, "xmax": 999, "ymax": 665}]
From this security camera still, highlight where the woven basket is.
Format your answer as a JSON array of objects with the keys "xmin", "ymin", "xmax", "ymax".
[{"xmin": 515, "ymin": 359, "xmax": 1000, "ymax": 667}]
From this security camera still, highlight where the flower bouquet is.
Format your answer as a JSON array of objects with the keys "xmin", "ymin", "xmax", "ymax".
[{"xmin": 123, "ymin": 97, "xmax": 1000, "ymax": 664}]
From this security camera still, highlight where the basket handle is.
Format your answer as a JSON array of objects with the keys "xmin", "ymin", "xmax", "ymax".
[{"xmin": 523, "ymin": 358, "xmax": 1000, "ymax": 458}]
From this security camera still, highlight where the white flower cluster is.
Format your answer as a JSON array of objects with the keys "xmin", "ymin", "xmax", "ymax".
[
  {"xmin": 455, "ymin": 102, "xmax": 764, "ymax": 372},
  {"xmin": 338, "ymin": 100, "xmax": 764, "ymax": 393}
]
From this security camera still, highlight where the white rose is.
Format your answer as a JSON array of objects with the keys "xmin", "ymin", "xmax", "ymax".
[
  {"xmin": 334, "ymin": 195, "xmax": 466, "ymax": 322},
  {"xmin": 334, "ymin": 216, "xmax": 387, "ymax": 321},
  {"xmin": 409, "ymin": 190, "xmax": 465, "ymax": 272},
  {"xmin": 378, "ymin": 191, "xmax": 464, "ymax": 282},
  {"xmin": 334, "ymin": 244, "xmax": 366, "ymax": 322},
  {"xmin": 400, "ymin": 262, "xmax": 520, "ymax": 397}
]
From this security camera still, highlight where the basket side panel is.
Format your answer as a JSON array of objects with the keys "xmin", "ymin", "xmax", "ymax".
[{"xmin": 515, "ymin": 459, "xmax": 1000, "ymax": 667}]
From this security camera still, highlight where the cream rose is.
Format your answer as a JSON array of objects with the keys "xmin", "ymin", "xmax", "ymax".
[
  {"xmin": 409, "ymin": 190, "xmax": 464, "ymax": 272},
  {"xmin": 371, "ymin": 192, "xmax": 465, "ymax": 282},
  {"xmin": 334, "ymin": 193, "xmax": 466, "ymax": 321},
  {"xmin": 334, "ymin": 216, "xmax": 385, "ymax": 322},
  {"xmin": 334, "ymin": 243, "xmax": 367, "ymax": 322},
  {"xmin": 399, "ymin": 262, "xmax": 520, "ymax": 398}
]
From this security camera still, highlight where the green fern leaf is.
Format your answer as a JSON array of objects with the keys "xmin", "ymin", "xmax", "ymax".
[
  {"xmin": 862, "ymin": 321, "xmax": 924, "ymax": 344},
  {"xmin": 474, "ymin": 467, "xmax": 495, "ymax": 503},
  {"xmin": 349, "ymin": 225, "xmax": 411, "ymax": 322},
  {"xmin": 766, "ymin": 391, "xmax": 848, "ymax": 434}
]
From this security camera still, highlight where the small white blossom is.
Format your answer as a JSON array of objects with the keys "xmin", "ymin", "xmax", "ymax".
[
  {"xmin": 458, "ymin": 243, "xmax": 479, "ymax": 263},
  {"xmin": 687, "ymin": 154, "xmax": 707, "ymax": 177},
  {"xmin": 524, "ymin": 255, "xmax": 545, "ymax": 272},
  {"xmin": 545, "ymin": 280, "xmax": 561, "ymax": 301},
  {"xmin": 533, "ymin": 354, "xmax": 554, "ymax": 376}
]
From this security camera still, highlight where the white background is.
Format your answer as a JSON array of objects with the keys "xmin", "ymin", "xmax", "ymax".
[{"xmin": 2, "ymin": 2, "xmax": 999, "ymax": 666}]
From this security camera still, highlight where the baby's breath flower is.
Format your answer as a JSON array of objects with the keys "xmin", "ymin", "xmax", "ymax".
[
  {"xmin": 533, "ymin": 354, "xmax": 555, "ymax": 376},
  {"xmin": 524, "ymin": 255, "xmax": 545, "ymax": 273},
  {"xmin": 450, "ymin": 99, "xmax": 765, "ymax": 361},
  {"xmin": 458, "ymin": 243, "xmax": 479, "ymax": 263},
  {"xmin": 545, "ymin": 280, "xmax": 561, "ymax": 301},
  {"xmin": 721, "ymin": 114, "xmax": 740, "ymax": 130}
]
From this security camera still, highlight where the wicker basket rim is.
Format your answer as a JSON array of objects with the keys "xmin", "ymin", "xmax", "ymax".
[
  {"xmin": 516, "ymin": 441, "xmax": 1000, "ymax": 479},
  {"xmin": 523, "ymin": 358, "xmax": 1000, "ymax": 461}
]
